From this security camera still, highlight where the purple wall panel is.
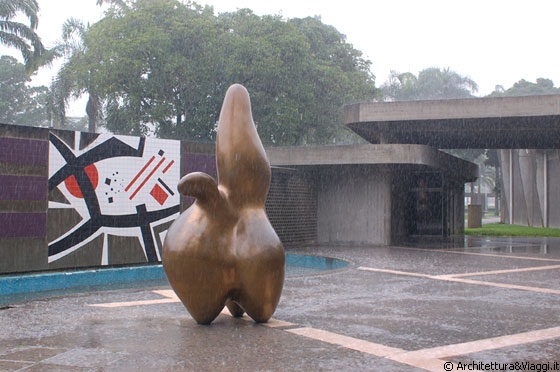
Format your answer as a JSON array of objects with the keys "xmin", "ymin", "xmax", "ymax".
[
  {"xmin": 182, "ymin": 153, "xmax": 217, "ymax": 178},
  {"xmin": 0, "ymin": 175, "xmax": 47, "ymax": 200},
  {"xmin": 181, "ymin": 153, "xmax": 216, "ymax": 207},
  {"xmin": 0, "ymin": 137, "xmax": 48, "ymax": 166},
  {"xmin": 0, "ymin": 212, "xmax": 46, "ymax": 238}
]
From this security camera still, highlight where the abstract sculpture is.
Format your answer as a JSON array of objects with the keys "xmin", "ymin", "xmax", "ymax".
[{"xmin": 163, "ymin": 84, "xmax": 285, "ymax": 324}]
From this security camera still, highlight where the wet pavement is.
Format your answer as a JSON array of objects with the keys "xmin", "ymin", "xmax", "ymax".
[{"xmin": 1, "ymin": 236, "xmax": 559, "ymax": 371}]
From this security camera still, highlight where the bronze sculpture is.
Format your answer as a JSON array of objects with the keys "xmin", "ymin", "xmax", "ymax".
[{"xmin": 163, "ymin": 84, "xmax": 285, "ymax": 324}]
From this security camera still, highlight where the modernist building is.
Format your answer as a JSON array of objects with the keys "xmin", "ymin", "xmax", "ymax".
[
  {"xmin": 266, "ymin": 144, "xmax": 476, "ymax": 246},
  {"xmin": 344, "ymin": 94, "xmax": 560, "ymax": 229}
]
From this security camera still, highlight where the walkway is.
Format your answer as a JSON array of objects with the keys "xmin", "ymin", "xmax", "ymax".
[{"xmin": 1, "ymin": 236, "xmax": 559, "ymax": 371}]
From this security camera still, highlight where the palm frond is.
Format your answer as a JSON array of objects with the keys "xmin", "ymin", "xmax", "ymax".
[
  {"xmin": 0, "ymin": 0, "xmax": 40, "ymax": 29},
  {"xmin": 0, "ymin": 0, "xmax": 44, "ymax": 72}
]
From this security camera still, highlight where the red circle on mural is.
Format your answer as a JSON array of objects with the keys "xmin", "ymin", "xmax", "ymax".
[{"xmin": 64, "ymin": 164, "xmax": 99, "ymax": 198}]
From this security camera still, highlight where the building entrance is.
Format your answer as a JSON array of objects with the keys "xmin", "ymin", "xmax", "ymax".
[{"xmin": 407, "ymin": 172, "xmax": 444, "ymax": 236}]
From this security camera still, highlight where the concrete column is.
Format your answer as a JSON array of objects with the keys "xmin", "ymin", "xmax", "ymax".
[
  {"xmin": 498, "ymin": 149, "xmax": 512, "ymax": 224},
  {"xmin": 518, "ymin": 149, "xmax": 543, "ymax": 227}
]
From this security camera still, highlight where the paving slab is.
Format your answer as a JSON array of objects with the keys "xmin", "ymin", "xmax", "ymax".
[{"xmin": 1, "ymin": 236, "xmax": 559, "ymax": 372}]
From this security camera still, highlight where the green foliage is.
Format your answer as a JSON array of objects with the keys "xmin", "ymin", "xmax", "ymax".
[
  {"xmin": 51, "ymin": 17, "xmax": 103, "ymax": 132},
  {"xmin": 76, "ymin": 1, "xmax": 378, "ymax": 144},
  {"xmin": 0, "ymin": 55, "xmax": 49, "ymax": 125},
  {"xmin": 381, "ymin": 67, "xmax": 478, "ymax": 101},
  {"xmin": 465, "ymin": 223, "xmax": 560, "ymax": 237},
  {"xmin": 488, "ymin": 78, "xmax": 560, "ymax": 97},
  {"xmin": 0, "ymin": 0, "xmax": 45, "ymax": 72}
]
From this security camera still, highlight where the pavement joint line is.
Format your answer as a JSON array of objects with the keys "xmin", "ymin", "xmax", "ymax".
[
  {"xmin": 286, "ymin": 327, "xmax": 405, "ymax": 357},
  {"xmin": 438, "ymin": 277, "xmax": 560, "ymax": 295},
  {"xmin": 260, "ymin": 318, "xmax": 298, "ymax": 328},
  {"xmin": 83, "ymin": 287, "xmax": 560, "ymax": 372},
  {"xmin": 397, "ymin": 246, "xmax": 560, "ymax": 262},
  {"xmin": 285, "ymin": 325, "xmax": 560, "ymax": 372},
  {"xmin": 358, "ymin": 266, "xmax": 560, "ymax": 295},
  {"xmin": 151, "ymin": 289, "xmax": 177, "ymax": 298},
  {"xmin": 87, "ymin": 289, "xmax": 180, "ymax": 307},
  {"xmin": 285, "ymin": 327, "xmax": 451, "ymax": 372},
  {"xmin": 393, "ymin": 325, "xmax": 560, "ymax": 360},
  {"xmin": 88, "ymin": 298, "xmax": 179, "ymax": 307},
  {"xmin": 435, "ymin": 264, "xmax": 560, "ymax": 278},
  {"xmin": 358, "ymin": 266, "xmax": 434, "ymax": 279}
]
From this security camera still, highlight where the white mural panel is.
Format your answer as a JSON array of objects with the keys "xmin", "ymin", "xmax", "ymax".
[{"xmin": 48, "ymin": 132, "xmax": 180, "ymax": 264}]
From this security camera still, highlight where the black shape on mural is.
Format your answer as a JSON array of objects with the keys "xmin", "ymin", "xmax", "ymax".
[{"xmin": 158, "ymin": 178, "xmax": 175, "ymax": 196}]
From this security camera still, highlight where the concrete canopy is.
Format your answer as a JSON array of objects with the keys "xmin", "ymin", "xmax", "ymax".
[
  {"xmin": 266, "ymin": 144, "xmax": 478, "ymax": 182},
  {"xmin": 344, "ymin": 95, "xmax": 560, "ymax": 149}
]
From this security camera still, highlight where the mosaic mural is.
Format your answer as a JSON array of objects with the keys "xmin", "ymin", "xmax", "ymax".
[{"xmin": 48, "ymin": 132, "xmax": 181, "ymax": 265}]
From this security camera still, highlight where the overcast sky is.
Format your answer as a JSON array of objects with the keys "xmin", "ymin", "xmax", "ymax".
[{"xmin": 5, "ymin": 0, "xmax": 560, "ymax": 115}]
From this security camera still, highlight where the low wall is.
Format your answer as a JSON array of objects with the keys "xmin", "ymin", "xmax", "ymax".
[{"xmin": 0, "ymin": 124, "xmax": 315, "ymax": 275}]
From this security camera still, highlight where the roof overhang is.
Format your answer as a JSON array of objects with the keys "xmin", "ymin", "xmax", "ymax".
[
  {"xmin": 266, "ymin": 144, "xmax": 478, "ymax": 182},
  {"xmin": 344, "ymin": 95, "xmax": 560, "ymax": 149}
]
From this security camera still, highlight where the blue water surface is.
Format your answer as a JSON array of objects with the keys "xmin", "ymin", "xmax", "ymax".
[{"xmin": 0, "ymin": 254, "xmax": 348, "ymax": 306}]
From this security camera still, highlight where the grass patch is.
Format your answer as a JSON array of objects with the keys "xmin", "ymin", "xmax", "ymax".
[{"xmin": 465, "ymin": 223, "xmax": 560, "ymax": 237}]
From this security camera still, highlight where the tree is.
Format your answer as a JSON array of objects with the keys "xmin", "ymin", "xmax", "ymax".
[
  {"xmin": 381, "ymin": 67, "xmax": 478, "ymax": 101},
  {"xmin": 218, "ymin": 13, "xmax": 378, "ymax": 144},
  {"xmin": 76, "ymin": 1, "xmax": 378, "ymax": 144},
  {"xmin": 0, "ymin": 0, "xmax": 45, "ymax": 72},
  {"xmin": 0, "ymin": 55, "xmax": 49, "ymax": 125},
  {"xmin": 83, "ymin": 0, "xmax": 219, "ymax": 137},
  {"xmin": 488, "ymin": 78, "xmax": 560, "ymax": 97},
  {"xmin": 51, "ymin": 18, "xmax": 103, "ymax": 132},
  {"xmin": 95, "ymin": 0, "xmax": 131, "ymax": 11}
]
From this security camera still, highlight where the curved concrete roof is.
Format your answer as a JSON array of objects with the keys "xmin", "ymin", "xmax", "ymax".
[{"xmin": 344, "ymin": 95, "xmax": 560, "ymax": 149}]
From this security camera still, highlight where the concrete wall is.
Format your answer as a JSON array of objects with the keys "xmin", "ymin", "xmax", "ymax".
[{"xmin": 316, "ymin": 165, "xmax": 392, "ymax": 245}]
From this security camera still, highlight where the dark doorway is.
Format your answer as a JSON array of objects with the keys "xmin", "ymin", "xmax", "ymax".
[{"xmin": 406, "ymin": 172, "xmax": 444, "ymax": 236}]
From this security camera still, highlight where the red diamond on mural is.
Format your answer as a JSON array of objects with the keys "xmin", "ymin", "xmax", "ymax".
[{"xmin": 150, "ymin": 184, "xmax": 169, "ymax": 206}]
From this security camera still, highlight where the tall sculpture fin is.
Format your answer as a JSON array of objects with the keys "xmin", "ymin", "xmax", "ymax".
[{"xmin": 216, "ymin": 84, "xmax": 271, "ymax": 208}]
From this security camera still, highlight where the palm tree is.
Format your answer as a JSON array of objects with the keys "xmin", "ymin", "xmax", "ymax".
[
  {"xmin": 52, "ymin": 18, "xmax": 101, "ymax": 132},
  {"xmin": 382, "ymin": 71, "xmax": 419, "ymax": 101},
  {"xmin": 51, "ymin": 0, "xmax": 132, "ymax": 132},
  {"xmin": 0, "ymin": 0, "xmax": 45, "ymax": 72},
  {"xmin": 416, "ymin": 67, "xmax": 478, "ymax": 100},
  {"xmin": 382, "ymin": 67, "xmax": 478, "ymax": 101}
]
